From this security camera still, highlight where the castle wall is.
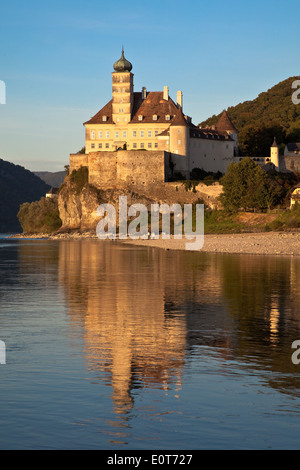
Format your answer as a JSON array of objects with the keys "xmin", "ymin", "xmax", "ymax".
[
  {"xmin": 282, "ymin": 155, "xmax": 300, "ymax": 174},
  {"xmin": 69, "ymin": 154, "xmax": 89, "ymax": 173},
  {"xmin": 79, "ymin": 150, "xmax": 167, "ymax": 189},
  {"xmin": 188, "ymin": 138, "xmax": 235, "ymax": 174}
]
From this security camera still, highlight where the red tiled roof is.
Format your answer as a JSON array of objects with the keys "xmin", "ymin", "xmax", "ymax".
[
  {"xmin": 190, "ymin": 127, "xmax": 233, "ymax": 141},
  {"xmin": 170, "ymin": 106, "xmax": 190, "ymax": 127},
  {"xmin": 83, "ymin": 91, "xmax": 190, "ymax": 125},
  {"xmin": 83, "ymin": 100, "xmax": 113, "ymax": 125},
  {"xmin": 130, "ymin": 91, "xmax": 180, "ymax": 123},
  {"xmin": 216, "ymin": 110, "xmax": 238, "ymax": 133}
]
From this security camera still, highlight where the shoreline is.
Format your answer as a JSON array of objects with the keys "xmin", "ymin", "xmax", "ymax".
[{"xmin": 7, "ymin": 230, "xmax": 300, "ymax": 256}]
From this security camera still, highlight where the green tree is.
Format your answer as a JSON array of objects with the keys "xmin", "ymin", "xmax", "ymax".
[
  {"xmin": 220, "ymin": 158, "xmax": 283, "ymax": 212},
  {"xmin": 17, "ymin": 197, "xmax": 62, "ymax": 234}
]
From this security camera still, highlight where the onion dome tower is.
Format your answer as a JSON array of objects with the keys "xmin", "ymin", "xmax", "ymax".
[
  {"xmin": 112, "ymin": 48, "xmax": 134, "ymax": 125},
  {"xmin": 113, "ymin": 47, "xmax": 133, "ymax": 73}
]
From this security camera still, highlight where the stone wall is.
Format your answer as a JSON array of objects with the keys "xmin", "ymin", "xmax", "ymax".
[
  {"xmin": 70, "ymin": 150, "xmax": 168, "ymax": 189},
  {"xmin": 69, "ymin": 153, "xmax": 89, "ymax": 173},
  {"xmin": 282, "ymin": 155, "xmax": 300, "ymax": 174}
]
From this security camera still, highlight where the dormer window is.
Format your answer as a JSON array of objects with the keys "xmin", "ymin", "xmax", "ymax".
[
  {"xmin": 165, "ymin": 115, "xmax": 170, "ymax": 121},
  {"xmin": 102, "ymin": 116, "xmax": 107, "ymax": 122},
  {"xmin": 153, "ymin": 114, "xmax": 157, "ymax": 121},
  {"xmin": 138, "ymin": 115, "xmax": 143, "ymax": 121}
]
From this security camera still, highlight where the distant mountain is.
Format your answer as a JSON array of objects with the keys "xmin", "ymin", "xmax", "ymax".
[
  {"xmin": 34, "ymin": 170, "xmax": 66, "ymax": 188},
  {"xmin": 199, "ymin": 76, "xmax": 300, "ymax": 157},
  {"xmin": 0, "ymin": 158, "xmax": 51, "ymax": 233}
]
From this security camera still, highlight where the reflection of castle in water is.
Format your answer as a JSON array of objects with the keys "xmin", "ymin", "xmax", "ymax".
[
  {"xmin": 17, "ymin": 240, "xmax": 300, "ymax": 415},
  {"xmin": 57, "ymin": 241, "xmax": 300, "ymax": 408},
  {"xmin": 58, "ymin": 240, "xmax": 225, "ymax": 415}
]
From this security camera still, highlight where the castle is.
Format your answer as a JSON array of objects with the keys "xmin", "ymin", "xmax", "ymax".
[
  {"xmin": 70, "ymin": 49, "xmax": 297, "ymax": 188},
  {"xmin": 69, "ymin": 49, "xmax": 239, "ymax": 189}
]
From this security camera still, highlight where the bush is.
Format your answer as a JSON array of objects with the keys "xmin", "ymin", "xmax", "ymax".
[
  {"xmin": 69, "ymin": 167, "xmax": 89, "ymax": 194},
  {"xmin": 17, "ymin": 197, "xmax": 62, "ymax": 234}
]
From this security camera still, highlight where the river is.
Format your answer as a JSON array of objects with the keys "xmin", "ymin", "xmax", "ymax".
[{"xmin": 1, "ymin": 235, "xmax": 300, "ymax": 449}]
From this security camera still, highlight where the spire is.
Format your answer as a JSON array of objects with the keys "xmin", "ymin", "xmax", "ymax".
[
  {"xmin": 170, "ymin": 107, "xmax": 189, "ymax": 127},
  {"xmin": 272, "ymin": 136, "xmax": 278, "ymax": 147},
  {"xmin": 216, "ymin": 110, "xmax": 238, "ymax": 133},
  {"xmin": 113, "ymin": 48, "xmax": 133, "ymax": 72}
]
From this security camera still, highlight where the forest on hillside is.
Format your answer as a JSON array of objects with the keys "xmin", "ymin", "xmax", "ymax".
[
  {"xmin": 0, "ymin": 158, "xmax": 51, "ymax": 232},
  {"xmin": 199, "ymin": 76, "xmax": 300, "ymax": 157}
]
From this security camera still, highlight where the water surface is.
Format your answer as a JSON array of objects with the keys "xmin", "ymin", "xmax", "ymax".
[{"xmin": 1, "ymin": 235, "xmax": 300, "ymax": 449}]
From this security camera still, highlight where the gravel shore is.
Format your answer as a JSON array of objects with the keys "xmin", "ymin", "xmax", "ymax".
[{"xmin": 8, "ymin": 230, "xmax": 300, "ymax": 256}]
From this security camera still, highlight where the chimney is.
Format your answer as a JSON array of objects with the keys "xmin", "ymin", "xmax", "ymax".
[
  {"xmin": 142, "ymin": 86, "xmax": 147, "ymax": 100},
  {"xmin": 163, "ymin": 86, "xmax": 169, "ymax": 101},
  {"xmin": 177, "ymin": 90, "xmax": 183, "ymax": 109}
]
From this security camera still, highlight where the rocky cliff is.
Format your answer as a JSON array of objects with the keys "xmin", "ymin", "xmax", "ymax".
[{"xmin": 57, "ymin": 168, "xmax": 223, "ymax": 233}]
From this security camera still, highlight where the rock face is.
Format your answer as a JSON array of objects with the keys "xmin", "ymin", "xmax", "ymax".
[
  {"xmin": 58, "ymin": 182, "xmax": 102, "ymax": 231},
  {"xmin": 57, "ymin": 170, "xmax": 223, "ymax": 232}
]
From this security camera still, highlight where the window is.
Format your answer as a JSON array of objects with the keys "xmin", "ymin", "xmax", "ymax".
[
  {"xmin": 133, "ymin": 130, "xmax": 137, "ymax": 137},
  {"xmin": 140, "ymin": 130, "xmax": 144, "ymax": 137},
  {"xmin": 118, "ymin": 88, "xmax": 121, "ymax": 93},
  {"xmin": 148, "ymin": 143, "xmax": 152, "ymax": 148},
  {"xmin": 106, "ymin": 131, "xmax": 109, "ymax": 138},
  {"xmin": 155, "ymin": 130, "xmax": 158, "ymax": 136},
  {"xmin": 98, "ymin": 131, "xmax": 102, "ymax": 138},
  {"xmin": 178, "ymin": 140, "xmax": 181, "ymax": 144},
  {"xmin": 98, "ymin": 143, "xmax": 102, "ymax": 149},
  {"xmin": 123, "ymin": 131, "xmax": 127, "ymax": 138},
  {"xmin": 133, "ymin": 143, "xmax": 137, "ymax": 148},
  {"xmin": 154, "ymin": 142, "xmax": 158, "ymax": 148},
  {"xmin": 116, "ymin": 117, "xmax": 120, "ymax": 122},
  {"xmin": 122, "ymin": 88, "xmax": 125, "ymax": 93},
  {"xmin": 148, "ymin": 130, "xmax": 152, "ymax": 137},
  {"xmin": 120, "ymin": 77, "xmax": 123, "ymax": 83},
  {"xmin": 115, "ymin": 131, "xmax": 119, "ymax": 139},
  {"xmin": 138, "ymin": 115, "xmax": 143, "ymax": 121},
  {"xmin": 140, "ymin": 143, "xmax": 144, "ymax": 148},
  {"xmin": 165, "ymin": 115, "xmax": 170, "ymax": 120},
  {"xmin": 119, "ymin": 108, "xmax": 124, "ymax": 113},
  {"xmin": 102, "ymin": 116, "xmax": 107, "ymax": 122},
  {"xmin": 91, "ymin": 143, "xmax": 95, "ymax": 149},
  {"xmin": 153, "ymin": 115, "xmax": 157, "ymax": 121},
  {"xmin": 91, "ymin": 130, "xmax": 95, "ymax": 139},
  {"xmin": 120, "ymin": 98, "xmax": 123, "ymax": 103},
  {"xmin": 124, "ymin": 117, "xmax": 127, "ymax": 122},
  {"xmin": 105, "ymin": 143, "xmax": 109, "ymax": 149}
]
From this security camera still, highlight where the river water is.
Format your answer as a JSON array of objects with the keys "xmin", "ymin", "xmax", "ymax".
[{"xmin": 1, "ymin": 235, "xmax": 300, "ymax": 450}]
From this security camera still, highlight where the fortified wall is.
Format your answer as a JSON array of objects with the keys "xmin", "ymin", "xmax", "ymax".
[
  {"xmin": 68, "ymin": 149, "xmax": 222, "ymax": 210},
  {"xmin": 69, "ymin": 150, "xmax": 173, "ymax": 189}
]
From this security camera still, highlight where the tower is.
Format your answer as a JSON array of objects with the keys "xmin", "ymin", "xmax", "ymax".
[
  {"xmin": 112, "ymin": 48, "xmax": 134, "ymax": 125},
  {"xmin": 216, "ymin": 110, "xmax": 239, "ymax": 156},
  {"xmin": 270, "ymin": 137, "xmax": 279, "ymax": 171}
]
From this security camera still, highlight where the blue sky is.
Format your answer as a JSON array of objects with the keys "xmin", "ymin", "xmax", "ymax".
[{"xmin": 0, "ymin": 0, "xmax": 299, "ymax": 171}]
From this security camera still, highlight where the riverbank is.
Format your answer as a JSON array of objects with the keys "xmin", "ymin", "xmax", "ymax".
[{"xmin": 7, "ymin": 230, "xmax": 300, "ymax": 256}]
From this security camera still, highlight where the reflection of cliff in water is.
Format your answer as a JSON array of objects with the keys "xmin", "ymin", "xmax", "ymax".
[
  {"xmin": 14, "ymin": 239, "xmax": 300, "ymax": 407},
  {"xmin": 57, "ymin": 241, "xmax": 300, "ymax": 404},
  {"xmin": 59, "ymin": 241, "xmax": 193, "ymax": 415}
]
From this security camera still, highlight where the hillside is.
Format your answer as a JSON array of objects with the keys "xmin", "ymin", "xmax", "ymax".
[
  {"xmin": 199, "ymin": 76, "xmax": 300, "ymax": 157},
  {"xmin": 0, "ymin": 158, "xmax": 51, "ymax": 233},
  {"xmin": 34, "ymin": 170, "xmax": 66, "ymax": 188}
]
